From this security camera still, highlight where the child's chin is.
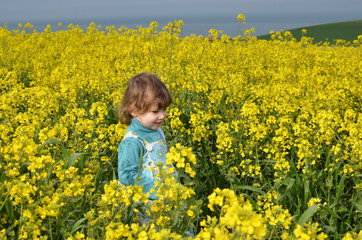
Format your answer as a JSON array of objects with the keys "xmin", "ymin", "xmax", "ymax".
[{"xmin": 148, "ymin": 125, "xmax": 160, "ymax": 130}]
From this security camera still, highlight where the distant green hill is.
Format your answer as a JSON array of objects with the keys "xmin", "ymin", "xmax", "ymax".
[{"xmin": 257, "ymin": 20, "xmax": 362, "ymax": 43}]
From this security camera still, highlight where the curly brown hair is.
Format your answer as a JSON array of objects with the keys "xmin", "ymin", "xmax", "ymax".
[{"xmin": 116, "ymin": 72, "xmax": 172, "ymax": 125}]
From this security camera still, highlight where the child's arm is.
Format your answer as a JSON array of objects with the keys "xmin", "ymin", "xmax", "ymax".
[{"xmin": 118, "ymin": 138, "xmax": 143, "ymax": 186}]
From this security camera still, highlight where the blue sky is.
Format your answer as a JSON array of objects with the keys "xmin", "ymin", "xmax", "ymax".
[{"xmin": 1, "ymin": 0, "xmax": 361, "ymax": 36}]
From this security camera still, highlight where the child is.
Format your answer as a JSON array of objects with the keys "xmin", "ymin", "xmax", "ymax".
[{"xmin": 117, "ymin": 72, "xmax": 175, "ymax": 200}]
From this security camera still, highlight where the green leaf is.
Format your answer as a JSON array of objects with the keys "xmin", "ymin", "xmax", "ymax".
[
  {"xmin": 304, "ymin": 181, "xmax": 310, "ymax": 205},
  {"xmin": 61, "ymin": 145, "xmax": 70, "ymax": 161},
  {"xmin": 1, "ymin": 224, "xmax": 15, "ymax": 240},
  {"xmin": 352, "ymin": 197, "xmax": 362, "ymax": 212},
  {"xmin": 5, "ymin": 199, "xmax": 15, "ymax": 224},
  {"xmin": 239, "ymin": 185, "xmax": 265, "ymax": 195},
  {"xmin": 0, "ymin": 181, "xmax": 13, "ymax": 213},
  {"xmin": 71, "ymin": 218, "xmax": 88, "ymax": 234},
  {"xmin": 37, "ymin": 139, "xmax": 63, "ymax": 154},
  {"xmin": 272, "ymin": 176, "xmax": 295, "ymax": 191},
  {"xmin": 244, "ymin": 194, "xmax": 257, "ymax": 208},
  {"xmin": 320, "ymin": 205, "xmax": 341, "ymax": 220},
  {"xmin": 0, "ymin": 173, "xmax": 6, "ymax": 183},
  {"xmin": 66, "ymin": 153, "xmax": 86, "ymax": 169},
  {"xmin": 286, "ymin": 191, "xmax": 298, "ymax": 209},
  {"xmin": 94, "ymin": 167, "xmax": 102, "ymax": 192},
  {"xmin": 0, "ymin": 196, "xmax": 7, "ymax": 212},
  {"xmin": 335, "ymin": 173, "xmax": 346, "ymax": 204},
  {"xmin": 78, "ymin": 154, "xmax": 87, "ymax": 170},
  {"xmin": 297, "ymin": 205, "xmax": 319, "ymax": 226},
  {"xmin": 286, "ymin": 178, "xmax": 295, "ymax": 191},
  {"xmin": 46, "ymin": 162, "xmax": 55, "ymax": 184}
]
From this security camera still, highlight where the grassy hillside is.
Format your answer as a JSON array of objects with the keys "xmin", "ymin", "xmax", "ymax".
[{"xmin": 257, "ymin": 20, "xmax": 362, "ymax": 43}]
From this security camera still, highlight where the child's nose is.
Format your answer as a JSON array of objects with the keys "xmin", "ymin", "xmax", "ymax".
[{"xmin": 159, "ymin": 111, "xmax": 167, "ymax": 119}]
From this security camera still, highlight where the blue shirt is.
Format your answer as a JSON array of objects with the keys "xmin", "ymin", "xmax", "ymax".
[{"xmin": 118, "ymin": 117, "xmax": 171, "ymax": 199}]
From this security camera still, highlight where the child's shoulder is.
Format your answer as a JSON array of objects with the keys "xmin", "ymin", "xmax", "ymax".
[
  {"xmin": 123, "ymin": 131, "xmax": 140, "ymax": 140},
  {"xmin": 119, "ymin": 132, "xmax": 143, "ymax": 150}
]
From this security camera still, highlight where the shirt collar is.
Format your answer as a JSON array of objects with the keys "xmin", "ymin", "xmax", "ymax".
[{"xmin": 131, "ymin": 117, "xmax": 158, "ymax": 133}]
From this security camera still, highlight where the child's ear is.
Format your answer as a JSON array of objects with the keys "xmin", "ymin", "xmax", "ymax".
[{"xmin": 128, "ymin": 104, "xmax": 138, "ymax": 117}]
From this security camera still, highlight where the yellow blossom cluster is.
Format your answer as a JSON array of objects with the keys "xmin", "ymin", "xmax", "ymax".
[
  {"xmin": 200, "ymin": 188, "xmax": 266, "ymax": 239},
  {"xmin": 342, "ymin": 231, "xmax": 362, "ymax": 240},
  {"xmin": 290, "ymin": 223, "xmax": 328, "ymax": 240},
  {"xmin": 166, "ymin": 143, "xmax": 197, "ymax": 177}
]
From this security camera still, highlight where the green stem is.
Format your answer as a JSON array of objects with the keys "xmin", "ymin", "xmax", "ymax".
[
  {"xmin": 268, "ymin": 225, "xmax": 276, "ymax": 240},
  {"xmin": 49, "ymin": 218, "xmax": 53, "ymax": 240}
]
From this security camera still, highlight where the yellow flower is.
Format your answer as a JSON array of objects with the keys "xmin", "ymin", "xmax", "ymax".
[
  {"xmin": 237, "ymin": 14, "xmax": 246, "ymax": 22},
  {"xmin": 308, "ymin": 197, "xmax": 322, "ymax": 208}
]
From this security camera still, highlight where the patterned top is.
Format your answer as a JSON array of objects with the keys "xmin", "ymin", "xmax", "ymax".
[{"xmin": 118, "ymin": 117, "xmax": 176, "ymax": 199}]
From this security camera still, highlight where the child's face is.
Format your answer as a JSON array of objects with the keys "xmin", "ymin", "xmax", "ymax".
[{"xmin": 131, "ymin": 103, "xmax": 167, "ymax": 130}]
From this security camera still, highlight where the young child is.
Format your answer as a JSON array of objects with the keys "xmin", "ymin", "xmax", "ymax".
[{"xmin": 117, "ymin": 72, "xmax": 175, "ymax": 200}]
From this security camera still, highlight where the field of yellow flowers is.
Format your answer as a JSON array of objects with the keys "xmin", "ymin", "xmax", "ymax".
[{"xmin": 0, "ymin": 16, "xmax": 361, "ymax": 239}]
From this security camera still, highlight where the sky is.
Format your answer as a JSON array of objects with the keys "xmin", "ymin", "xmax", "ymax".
[{"xmin": 1, "ymin": 0, "xmax": 361, "ymax": 36}]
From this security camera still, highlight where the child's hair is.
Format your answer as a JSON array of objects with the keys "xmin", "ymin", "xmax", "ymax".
[{"xmin": 117, "ymin": 72, "xmax": 172, "ymax": 125}]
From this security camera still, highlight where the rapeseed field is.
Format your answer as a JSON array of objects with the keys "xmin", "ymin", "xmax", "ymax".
[{"xmin": 0, "ymin": 17, "xmax": 361, "ymax": 239}]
